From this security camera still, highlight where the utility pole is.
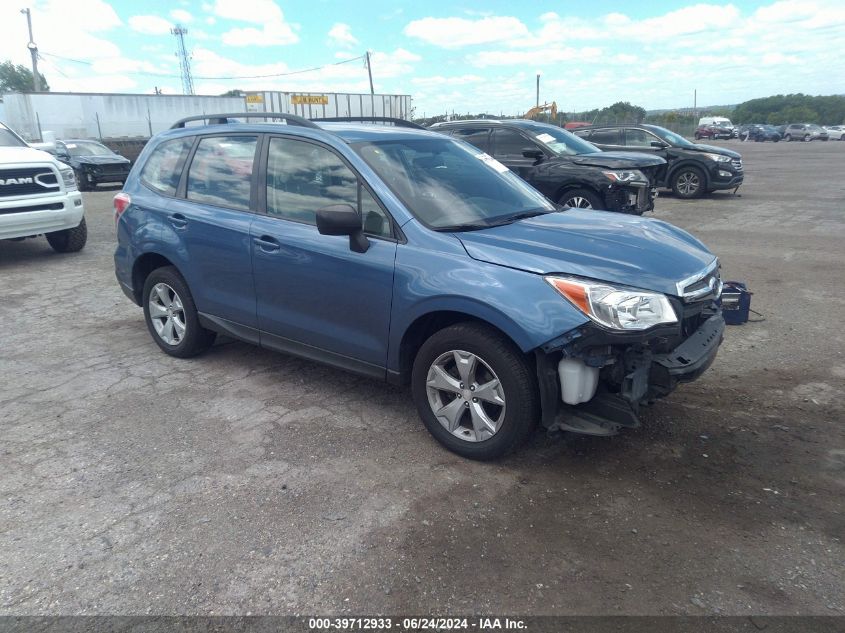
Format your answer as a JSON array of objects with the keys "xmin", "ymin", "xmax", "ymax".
[
  {"xmin": 694, "ymin": 89, "xmax": 697, "ymax": 120},
  {"xmin": 536, "ymin": 74, "xmax": 540, "ymax": 108},
  {"xmin": 365, "ymin": 51, "xmax": 374, "ymax": 96},
  {"xmin": 171, "ymin": 25, "xmax": 194, "ymax": 95},
  {"xmin": 20, "ymin": 8, "xmax": 41, "ymax": 92}
]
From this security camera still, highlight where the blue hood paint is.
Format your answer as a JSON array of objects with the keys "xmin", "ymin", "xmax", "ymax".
[{"xmin": 455, "ymin": 209, "xmax": 715, "ymax": 297}]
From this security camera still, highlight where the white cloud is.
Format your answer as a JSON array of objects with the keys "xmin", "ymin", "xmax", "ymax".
[
  {"xmin": 404, "ymin": 16, "xmax": 529, "ymax": 48},
  {"xmin": 170, "ymin": 9, "xmax": 194, "ymax": 24},
  {"xmin": 328, "ymin": 23, "xmax": 359, "ymax": 48},
  {"xmin": 128, "ymin": 15, "xmax": 173, "ymax": 36},
  {"xmin": 214, "ymin": 0, "xmax": 298, "ymax": 46},
  {"xmin": 411, "ymin": 74, "xmax": 484, "ymax": 87}
]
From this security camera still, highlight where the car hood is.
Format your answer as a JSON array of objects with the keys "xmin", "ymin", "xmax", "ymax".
[
  {"xmin": 0, "ymin": 145, "xmax": 57, "ymax": 164},
  {"xmin": 687, "ymin": 143, "xmax": 741, "ymax": 158},
  {"xmin": 74, "ymin": 155, "xmax": 130, "ymax": 165},
  {"xmin": 455, "ymin": 209, "xmax": 715, "ymax": 296},
  {"xmin": 565, "ymin": 151, "xmax": 665, "ymax": 169}
]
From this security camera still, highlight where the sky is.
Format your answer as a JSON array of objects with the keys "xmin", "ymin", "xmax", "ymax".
[{"xmin": 1, "ymin": 0, "xmax": 844, "ymax": 116}]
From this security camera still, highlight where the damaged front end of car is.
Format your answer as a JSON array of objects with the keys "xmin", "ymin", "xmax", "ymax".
[{"xmin": 534, "ymin": 260, "xmax": 725, "ymax": 436}]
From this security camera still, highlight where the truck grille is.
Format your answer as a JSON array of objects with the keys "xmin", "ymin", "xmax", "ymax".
[{"xmin": 0, "ymin": 167, "xmax": 59, "ymax": 198}]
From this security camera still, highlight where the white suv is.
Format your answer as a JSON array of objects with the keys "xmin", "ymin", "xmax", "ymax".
[{"xmin": 1, "ymin": 122, "xmax": 87, "ymax": 252}]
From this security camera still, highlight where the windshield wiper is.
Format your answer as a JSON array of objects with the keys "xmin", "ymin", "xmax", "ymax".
[
  {"xmin": 432, "ymin": 222, "xmax": 492, "ymax": 232},
  {"xmin": 485, "ymin": 209, "xmax": 555, "ymax": 227}
]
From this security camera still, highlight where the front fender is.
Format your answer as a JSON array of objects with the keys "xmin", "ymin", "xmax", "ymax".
[{"xmin": 388, "ymin": 234, "xmax": 589, "ymax": 372}]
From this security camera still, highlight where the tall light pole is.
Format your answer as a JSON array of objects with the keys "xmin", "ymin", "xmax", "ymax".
[{"xmin": 20, "ymin": 8, "xmax": 42, "ymax": 92}]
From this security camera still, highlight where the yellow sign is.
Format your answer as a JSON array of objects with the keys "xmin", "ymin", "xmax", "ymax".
[
  {"xmin": 291, "ymin": 95, "xmax": 329, "ymax": 105},
  {"xmin": 245, "ymin": 94, "xmax": 264, "ymax": 103}
]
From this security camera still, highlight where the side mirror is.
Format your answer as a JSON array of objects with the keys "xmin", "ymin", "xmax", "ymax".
[
  {"xmin": 650, "ymin": 141, "xmax": 668, "ymax": 149},
  {"xmin": 316, "ymin": 204, "xmax": 369, "ymax": 253},
  {"xmin": 522, "ymin": 148, "xmax": 544, "ymax": 161}
]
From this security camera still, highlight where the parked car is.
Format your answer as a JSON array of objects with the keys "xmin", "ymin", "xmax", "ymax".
[
  {"xmin": 738, "ymin": 124, "xmax": 781, "ymax": 142},
  {"xmin": 694, "ymin": 124, "xmax": 733, "ymax": 140},
  {"xmin": 573, "ymin": 124, "xmax": 743, "ymax": 199},
  {"xmin": 115, "ymin": 113, "xmax": 726, "ymax": 460},
  {"xmin": 782, "ymin": 123, "xmax": 829, "ymax": 141},
  {"xmin": 698, "ymin": 117, "xmax": 736, "ymax": 138},
  {"xmin": 0, "ymin": 121, "xmax": 87, "ymax": 252},
  {"xmin": 823, "ymin": 125, "xmax": 845, "ymax": 140},
  {"xmin": 429, "ymin": 119, "xmax": 665, "ymax": 214},
  {"xmin": 54, "ymin": 139, "xmax": 131, "ymax": 190}
]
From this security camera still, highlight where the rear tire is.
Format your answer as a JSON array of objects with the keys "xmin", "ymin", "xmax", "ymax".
[
  {"xmin": 46, "ymin": 217, "xmax": 87, "ymax": 253},
  {"xmin": 671, "ymin": 166, "xmax": 705, "ymax": 199},
  {"xmin": 784, "ymin": 134, "xmax": 792, "ymax": 141},
  {"xmin": 803, "ymin": 134, "xmax": 811, "ymax": 142},
  {"xmin": 559, "ymin": 188, "xmax": 602, "ymax": 210},
  {"xmin": 411, "ymin": 323, "xmax": 539, "ymax": 460},
  {"xmin": 142, "ymin": 266, "xmax": 216, "ymax": 358}
]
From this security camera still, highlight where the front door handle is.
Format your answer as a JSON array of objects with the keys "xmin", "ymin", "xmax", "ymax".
[
  {"xmin": 168, "ymin": 213, "xmax": 187, "ymax": 229},
  {"xmin": 253, "ymin": 235, "xmax": 281, "ymax": 252}
]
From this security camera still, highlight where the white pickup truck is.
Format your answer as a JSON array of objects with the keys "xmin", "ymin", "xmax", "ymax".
[{"xmin": 0, "ymin": 121, "xmax": 86, "ymax": 252}]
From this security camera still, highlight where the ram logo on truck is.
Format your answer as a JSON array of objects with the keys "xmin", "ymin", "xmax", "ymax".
[{"xmin": 0, "ymin": 177, "xmax": 34, "ymax": 185}]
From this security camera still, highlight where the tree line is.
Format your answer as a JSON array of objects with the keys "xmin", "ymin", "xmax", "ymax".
[{"xmin": 731, "ymin": 94, "xmax": 845, "ymax": 125}]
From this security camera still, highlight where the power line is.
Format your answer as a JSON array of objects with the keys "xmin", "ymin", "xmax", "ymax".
[{"xmin": 38, "ymin": 51, "xmax": 366, "ymax": 82}]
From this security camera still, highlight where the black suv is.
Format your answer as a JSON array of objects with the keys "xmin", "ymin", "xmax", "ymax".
[
  {"xmin": 430, "ymin": 119, "xmax": 665, "ymax": 214},
  {"xmin": 54, "ymin": 139, "xmax": 131, "ymax": 191},
  {"xmin": 574, "ymin": 124, "xmax": 743, "ymax": 199}
]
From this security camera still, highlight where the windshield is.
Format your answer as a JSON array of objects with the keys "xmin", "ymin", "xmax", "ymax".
[
  {"xmin": 519, "ymin": 123, "xmax": 600, "ymax": 156},
  {"xmin": 647, "ymin": 125, "xmax": 697, "ymax": 148},
  {"xmin": 353, "ymin": 137, "xmax": 555, "ymax": 230},
  {"xmin": 64, "ymin": 141, "xmax": 114, "ymax": 157},
  {"xmin": 0, "ymin": 127, "xmax": 27, "ymax": 148}
]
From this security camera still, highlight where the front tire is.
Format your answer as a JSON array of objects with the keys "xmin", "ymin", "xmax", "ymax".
[
  {"xmin": 671, "ymin": 166, "xmax": 705, "ymax": 199},
  {"xmin": 784, "ymin": 134, "xmax": 792, "ymax": 141},
  {"xmin": 411, "ymin": 323, "xmax": 539, "ymax": 460},
  {"xmin": 559, "ymin": 188, "xmax": 602, "ymax": 210},
  {"xmin": 142, "ymin": 266, "xmax": 216, "ymax": 358},
  {"xmin": 803, "ymin": 134, "xmax": 811, "ymax": 142},
  {"xmin": 46, "ymin": 217, "xmax": 87, "ymax": 253}
]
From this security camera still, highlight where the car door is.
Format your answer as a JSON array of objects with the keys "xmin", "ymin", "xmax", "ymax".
[
  {"xmin": 250, "ymin": 134, "xmax": 397, "ymax": 376},
  {"xmin": 490, "ymin": 127, "xmax": 542, "ymax": 179},
  {"xmin": 584, "ymin": 127, "xmax": 624, "ymax": 151},
  {"xmin": 167, "ymin": 133, "xmax": 260, "ymax": 331}
]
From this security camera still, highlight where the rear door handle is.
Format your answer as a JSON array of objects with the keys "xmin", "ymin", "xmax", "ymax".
[
  {"xmin": 168, "ymin": 213, "xmax": 187, "ymax": 229},
  {"xmin": 253, "ymin": 235, "xmax": 281, "ymax": 252}
]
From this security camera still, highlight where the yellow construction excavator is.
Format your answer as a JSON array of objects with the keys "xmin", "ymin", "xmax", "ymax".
[{"xmin": 524, "ymin": 101, "xmax": 558, "ymax": 120}]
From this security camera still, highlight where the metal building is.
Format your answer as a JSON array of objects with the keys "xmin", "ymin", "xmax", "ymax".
[{"xmin": 244, "ymin": 91, "xmax": 412, "ymax": 120}]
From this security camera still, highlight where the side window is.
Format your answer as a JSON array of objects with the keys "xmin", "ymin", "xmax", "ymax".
[
  {"xmin": 140, "ymin": 137, "xmax": 193, "ymax": 195},
  {"xmin": 266, "ymin": 137, "xmax": 391, "ymax": 238},
  {"xmin": 450, "ymin": 127, "xmax": 490, "ymax": 153},
  {"xmin": 186, "ymin": 136, "xmax": 257, "ymax": 210},
  {"xmin": 492, "ymin": 128, "xmax": 531, "ymax": 158},
  {"xmin": 625, "ymin": 128, "xmax": 658, "ymax": 147},
  {"xmin": 589, "ymin": 128, "xmax": 622, "ymax": 145}
]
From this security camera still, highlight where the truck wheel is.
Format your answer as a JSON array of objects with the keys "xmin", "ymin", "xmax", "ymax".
[
  {"xmin": 411, "ymin": 323, "xmax": 539, "ymax": 460},
  {"xmin": 671, "ymin": 166, "xmax": 705, "ymax": 199},
  {"xmin": 559, "ymin": 188, "xmax": 602, "ymax": 210},
  {"xmin": 142, "ymin": 266, "xmax": 216, "ymax": 358},
  {"xmin": 46, "ymin": 217, "xmax": 87, "ymax": 253}
]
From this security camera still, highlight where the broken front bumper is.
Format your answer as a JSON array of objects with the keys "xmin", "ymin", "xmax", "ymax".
[{"xmin": 535, "ymin": 311, "xmax": 725, "ymax": 435}]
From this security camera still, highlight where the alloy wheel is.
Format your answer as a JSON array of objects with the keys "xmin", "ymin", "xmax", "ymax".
[
  {"xmin": 148, "ymin": 283, "xmax": 186, "ymax": 346},
  {"xmin": 676, "ymin": 171, "xmax": 700, "ymax": 196},
  {"xmin": 425, "ymin": 350, "xmax": 506, "ymax": 442},
  {"xmin": 563, "ymin": 196, "xmax": 593, "ymax": 209}
]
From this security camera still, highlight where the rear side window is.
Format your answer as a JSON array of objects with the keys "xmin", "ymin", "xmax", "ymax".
[
  {"xmin": 625, "ymin": 128, "xmax": 656, "ymax": 147},
  {"xmin": 450, "ymin": 127, "xmax": 490, "ymax": 153},
  {"xmin": 186, "ymin": 135, "xmax": 257, "ymax": 210},
  {"xmin": 590, "ymin": 128, "xmax": 622, "ymax": 145},
  {"xmin": 139, "ymin": 137, "xmax": 193, "ymax": 195}
]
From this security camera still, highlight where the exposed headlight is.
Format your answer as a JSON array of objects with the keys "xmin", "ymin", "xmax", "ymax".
[
  {"xmin": 702, "ymin": 153, "xmax": 732, "ymax": 163},
  {"xmin": 545, "ymin": 276, "xmax": 678, "ymax": 331},
  {"xmin": 601, "ymin": 169, "xmax": 647, "ymax": 183},
  {"xmin": 59, "ymin": 166, "xmax": 77, "ymax": 191}
]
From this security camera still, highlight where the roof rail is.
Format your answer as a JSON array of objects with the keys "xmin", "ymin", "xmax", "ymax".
[
  {"xmin": 170, "ymin": 112, "xmax": 321, "ymax": 130},
  {"xmin": 312, "ymin": 116, "xmax": 425, "ymax": 130}
]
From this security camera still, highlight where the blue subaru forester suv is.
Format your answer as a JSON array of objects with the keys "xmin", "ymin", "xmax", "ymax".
[{"xmin": 114, "ymin": 114, "xmax": 725, "ymax": 460}]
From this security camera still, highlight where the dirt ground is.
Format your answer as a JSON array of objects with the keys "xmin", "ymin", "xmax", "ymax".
[{"xmin": 1, "ymin": 139, "xmax": 843, "ymax": 616}]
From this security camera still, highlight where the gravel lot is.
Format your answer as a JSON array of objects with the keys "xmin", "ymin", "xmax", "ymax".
[{"xmin": 1, "ymin": 139, "xmax": 843, "ymax": 616}]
